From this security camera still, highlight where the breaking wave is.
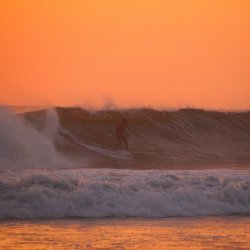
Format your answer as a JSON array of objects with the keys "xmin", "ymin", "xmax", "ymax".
[
  {"xmin": 0, "ymin": 169, "xmax": 249, "ymax": 219},
  {"xmin": 24, "ymin": 107, "xmax": 250, "ymax": 168},
  {"xmin": 1, "ymin": 106, "xmax": 250, "ymax": 169}
]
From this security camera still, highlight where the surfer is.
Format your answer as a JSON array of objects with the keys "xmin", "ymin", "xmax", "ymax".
[{"xmin": 114, "ymin": 118, "xmax": 129, "ymax": 151}]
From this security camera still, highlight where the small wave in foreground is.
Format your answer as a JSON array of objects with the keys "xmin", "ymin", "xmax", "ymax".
[{"xmin": 0, "ymin": 169, "xmax": 249, "ymax": 219}]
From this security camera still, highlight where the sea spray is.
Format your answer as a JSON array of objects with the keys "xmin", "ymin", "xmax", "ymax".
[
  {"xmin": 0, "ymin": 107, "xmax": 70, "ymax": 169},
  {"xmin": 43, "ymin": 108, "xmax": 60, "ymax": 142}
]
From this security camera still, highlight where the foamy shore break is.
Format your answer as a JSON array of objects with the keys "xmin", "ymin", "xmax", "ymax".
[{"xmin": 0, "ymin": 169, "xmax": 250, "ymax": 219}]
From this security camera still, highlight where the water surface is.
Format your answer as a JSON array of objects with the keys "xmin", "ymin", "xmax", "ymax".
[{"xmin": 1, "ymin": 217, "xmax": 250, "ymax": 249}]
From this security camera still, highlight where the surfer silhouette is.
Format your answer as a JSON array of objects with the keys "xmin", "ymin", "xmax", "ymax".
[{"xmin": 114, "ymin": 118, "xmax": 129, "ymax": 151}]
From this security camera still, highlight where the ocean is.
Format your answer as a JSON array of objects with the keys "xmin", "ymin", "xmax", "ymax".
[{"xmin": 0, "ymin": 106, "xmax": 250, "ymax": 249}]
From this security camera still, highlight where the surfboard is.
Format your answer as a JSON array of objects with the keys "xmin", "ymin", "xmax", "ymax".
[
  {"xmin": 94, "ymin": 148, "xmax": 133, "ymax": 160},
  {"xmin": 83, "ymin": 143, "xmax": 133, "ymax": 160},
  {"xmin": 64, "ymin": 131, "xmax": 133, "ymax": 160},
  {"xmin": 131, "ymin": 151, "xmax": 157, "ymax": 154}
]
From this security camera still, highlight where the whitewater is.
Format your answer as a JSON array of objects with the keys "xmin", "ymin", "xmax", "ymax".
[{"xmin": 0, "ymin": 168, "xmax": 250, "ymax": 219}]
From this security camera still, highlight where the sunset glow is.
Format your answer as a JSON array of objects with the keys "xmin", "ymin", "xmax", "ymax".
[{"xmin": 0, "ymin": 0, "xmax": 249, "ymax": 109}]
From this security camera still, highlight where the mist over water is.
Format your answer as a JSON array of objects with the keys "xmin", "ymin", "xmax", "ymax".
[{"xmin": 0, "ymin": 107, "xmax": 71, "ymax": 169}]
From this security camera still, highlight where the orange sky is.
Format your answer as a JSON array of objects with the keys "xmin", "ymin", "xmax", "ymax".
[{"xmin": 0, "ymin": 0, "xmax": 249, "ymax": 109}]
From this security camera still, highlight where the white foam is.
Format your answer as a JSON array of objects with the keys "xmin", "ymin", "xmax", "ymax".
[
  {"xmin": 0, "ymin": 107, "xmax": 70, "ymax": 169},
  {"xmin": 0, "ymin": 169, "xmax": 249, "ymax": 219},
  {"xmin": 43, "ymin": 108, "xmax": 60, "ymax": 142}
]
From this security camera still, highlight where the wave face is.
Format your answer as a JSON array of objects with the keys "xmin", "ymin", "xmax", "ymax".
[
  {"xmin": 24, "ymin": 107, "xmax": 250, "ymax": 168},
  {"xmin": 0, "ymin": 169, "xmax": 249, "ymax": 219}
]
